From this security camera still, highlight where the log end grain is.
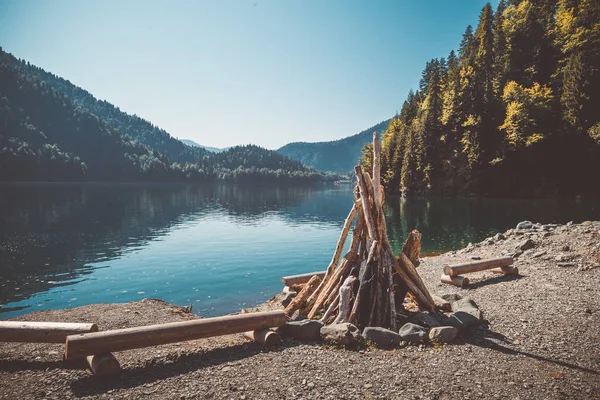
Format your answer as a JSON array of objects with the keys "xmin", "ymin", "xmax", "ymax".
[{"xmin": 86, "ymin": 353, "xmax": 121, "ymax": 377}]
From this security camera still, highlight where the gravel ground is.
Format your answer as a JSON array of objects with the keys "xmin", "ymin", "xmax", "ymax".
[{"xmin": 0, "ymin": 221, "xmax": 599, "ymax": 399}]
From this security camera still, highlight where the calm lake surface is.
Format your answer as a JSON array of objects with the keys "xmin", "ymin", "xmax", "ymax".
[{"xmin": 1, "ymin": 183, "xmax": 599, "ymax": 319}]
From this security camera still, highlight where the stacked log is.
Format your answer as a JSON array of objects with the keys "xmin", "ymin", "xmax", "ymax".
[{"xmin": 287, "ymin": 133, "xmax": 435, "ymax": 330}]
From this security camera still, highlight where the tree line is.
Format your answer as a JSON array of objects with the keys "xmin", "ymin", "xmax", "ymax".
[
  {"xmin": 0, "ymin": 49, "xmax": 341, "ymax": 184},
  {"xmin": 363, "ymin": 0, "xmax": 600, "ymax": 196}
]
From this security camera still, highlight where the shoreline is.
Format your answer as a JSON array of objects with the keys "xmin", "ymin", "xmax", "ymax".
[{"xmin": 1, "ymin": 220, "xmax": 599, "ymax": 399}]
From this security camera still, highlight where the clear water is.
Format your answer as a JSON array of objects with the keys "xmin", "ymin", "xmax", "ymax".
[{"xmin": 1, "ymin": 183, "xmax": 598, "ymax": 319}]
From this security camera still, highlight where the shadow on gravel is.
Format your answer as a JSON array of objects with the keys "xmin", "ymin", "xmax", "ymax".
[
  {"xmin": 467, "ymin": 273, "xmax": 524, "ymax": 289},
  {"xmin": 465, "ymin": 328, "xmax": 599, "ymax": 376},
  {"xmin": 0, "ymin": 358, "xmax": 87, "ymax": 372},
  {"xmin": 69, "ymin": 340, "xmax": 303, "ymax": 397}
]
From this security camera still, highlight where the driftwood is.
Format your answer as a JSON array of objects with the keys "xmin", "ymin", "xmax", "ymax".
[
  {"xmin": 87, "ymin": 353, "xmax": 121, "ymax": 377},
  {"xmin": 65, "ymin": 310, "xmax": 285, "ymax": 359},
  {"xmin": 297, "ymin": 133, "xmax": 435, "ymax": 330},
  {"xmin": 243, "ymin": 329, "xmax": 282, "ymax": 346},
  {"xmin": 490, "ymin": 265, "xmax": 519, "ymax": 276},
  {"xmin": 0, "ymin": 321, "xmax": 98, "ymax": 343},
  {"xmin": 440, "ymin": 274, "xmax": 470, "ymax": 287},
  {"xmin": 284, "ymin": 274, "xmax": 321, "ymax": 316},
  {"xmin": 443, "ymin": 257, "xmax": 514, "ymax": 277},
  {"xmin": 281, "ymin": 271, "xmax": 325, "ymax": 287}
]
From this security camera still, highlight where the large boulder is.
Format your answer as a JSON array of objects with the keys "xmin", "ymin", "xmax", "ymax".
[
  {"xmin": 447, "ymin": 297, "xmax": 483, "ymax": 329},
  {"xmin": 398, "ymin": 323, "xmax": 427, "ymax": 344},
  {"xmin": 516, "ymin": 238, "xmax": 536, "ymax": 252},
  {"xmin": 320, "ymin": 323, "xmax": 361, "ymax": 346},
  {"xmin": 428, "ymin": 326, "xmax": 458, "ymax": 343},
  {"xmin": 362, "ymin": 327, "xmax": 401, "ymax": 348},
  {"xmin": 279, "ymin": 320, "xmax": 324, "ymax": 341},
  {"xmin": 411, "ymin": 312, "xmax": 441, "ymax": 328}
]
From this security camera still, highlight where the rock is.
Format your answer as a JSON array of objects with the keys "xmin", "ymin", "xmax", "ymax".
[
  {"xmin": 543, "ymin": 232, "xmax": 553, "ymax": 237},
  {"xmin": 432, "ymin": 294, "xmax": 452, "ymax": 311},
  {"xmin": 447, "ymin": 297, "xmax": 483, "ymax": 329},
  {"xmin": 281, "ymin": 292, "xmax": 296, "ymax": 308},
  {"xmin": 592, "ymin": 221, "xmax": 600, "ymax": 227},
  {"xmin": 557, "ymin": 262, "xmax": 576, "ymax": 267},
  {"xmin": 561, "ymin": 245, "xmax": 570, "ymax": 252},
  {"xmin": 581, "ymin": 221, "xmax": 593, "ymax": 226},
  {"xmin": 494, "ymin": 233, "xmax": 506, "ymax": 241},
  {"xmin": 567, "ymin": 221, "xmax": 573, "ymax": 226},
  {"xmin": 516, "ymin": 239, "xmax": 536, "ymax": 251},
  {"xmin": 279, "ymin": 320, "xmax": 324, "ymax": 341},
  {"xmin": 428, "ymin": 326, "xmax": 458, "ymax": 343},
  {"xmin": 398, "ymin": 323, "xmax": 427, "ymax": 344},
  {"xmin": 440, "ymin": 293, "xmax": 463, "ymax": 303},
  {"xmin": 290, "ymin": 310, "xmax": 304, "ymax": 321},
  {"xmin": 412, "ymin": 312, "xmax": 441, "ymax": 328},
  {"xmin": 320, "ymin": 323, "xmax": 361, "ymax": 346},
  {"xmin": 555, "ymin": 254, "xmax": 574, "ymax": 262},
  {"xmin": 362, "ymin": 327, "xmax": 401, "ymax": 348},
  {"xmin": 471, "ymin": 256, "xmax": 482, "ymax": 260},
  {"xmin": 516, "ymin": 221, "xmax": 533, "ymax": 230},
  {"xmin": 532, "ymin": 250, "xmax": 547, "ymax": 258}
]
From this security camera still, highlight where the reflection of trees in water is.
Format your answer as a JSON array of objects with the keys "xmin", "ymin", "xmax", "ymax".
[{"xmin": 0, "ymin": 183, "xmax": 348, "ymax": 309}]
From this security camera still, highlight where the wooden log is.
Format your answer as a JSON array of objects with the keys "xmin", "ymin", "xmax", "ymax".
[
  {"xmin": 443, "ymin": 256, "xmax": 514, "ymax": 277},
  {"xmin": 431, "ymin": 294, "xmax": 452, "ymax": 311},
  {"xmin": 65, "ymin": 311, "xmax": 286, "ymax": 360},
  {"xmin": 284, "ymin": 274, "xmax": 321, "ymax": 316},
  {"xmin": 402, "ymin": 230, "xmax": 422, "ymax": 267},
  {"xmin": 320, "ymin": 293, "xmax": 340, "ymax": 324},
  {"xmin": 490, "ymin": 265, "xmax": 519, "ymax": 276},
  {"xmin": 372, "ymin": 132, "xmax": 383, "ymax": 209},
  {"xmin": 0, "ymin": 321, "xmax": 98, "ymax": 343},
  {"xmin": 243, "ymin": 329, "xmax": 282, "ymax": 346},
  {"xmin": 335, "ymin": 275, "xmax": 358, "ymax": 323},
  {"xmin": 306, "ymin": 253, "xmax": 355, "ymax": 319},
  {"xmin": 440, "ymin": 274, "xmax": 469, "ymax": 288},
  {"xmin": 389, "ymin": 249, "xmax": 435, "ymax": 312},
  {"xmin": 354, "ymin": 166, "xmax": 378, "ymax": 242},
  {"xmin": 281, "ymin": 271, "xmax": 325, "ymax": 287},
  {"xmin": 324, "ymin": 199, "xmax": 361, "ymax": 278},
  {"xmin": 397, "ymin": 252, "xmax": 436, "ymax": 312},
  {"xmin": 86, "ymin": 353, "xmax": 121, "ymax": 377}
]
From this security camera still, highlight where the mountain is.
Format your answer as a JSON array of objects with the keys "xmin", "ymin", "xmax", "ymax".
[
  {"xmin": 0, "ymin": 48, "xmax": 339, "ymax": 183},
  {"xmin": 367, "ymin": 1, "xmax": 600, "ymax": 197},
  {"xmin": 181, "ymin": 139, "xmax": 229, "ymax": 153},
  {"xmin": 277, "ymin": 119, "xmax": 391, "ymax": 173}
]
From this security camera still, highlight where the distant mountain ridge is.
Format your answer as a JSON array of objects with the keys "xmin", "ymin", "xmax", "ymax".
[
  {"xmin": 277, "ymin": 119, "xmax": 391, "ymax": 173},
  {"xmin": 181, "ymin": 139, "xmax": 229, "ymax": 153}
]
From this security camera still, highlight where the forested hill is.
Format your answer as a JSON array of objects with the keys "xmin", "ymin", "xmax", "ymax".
[
  {"xmin": 277, "ymin": 119, "xmax": 391, "ymax": 173},
  {"xmin": 0, "ymin": 49, "xmax": 337, "ymax": 183},
  {"xmin": 363, "ymin": 0, "xmax": 600, "ymax": 197}
]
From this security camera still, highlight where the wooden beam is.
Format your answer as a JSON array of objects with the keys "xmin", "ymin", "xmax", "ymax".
[
  {"xmin": 243, "ymin": 329, "xmax": 281, "ymax": 346},
  {"xmin": 440, "ymin": 274, "xmax": 469, "ymax": 288},
  {"xmin": 281, "ymin": 271, "xmax": 325, "ymax": 287},
  {"xmin": 443, "ymin": 257, "xmax": 514, "ymax": 277},
  {"xmin": 490, "ymin": 265, "xmax": 520, "ymax": 276},
  {"xmin": 0, "ymin": 321, "xmax": 98, "ymax": 343},
  {"xmin": 65, "ymin": 311, "xmax": 286, "ymax": 360},
  {"xmin": 87, "ymin": 353, "xmax": 121, "ymax": 377}
]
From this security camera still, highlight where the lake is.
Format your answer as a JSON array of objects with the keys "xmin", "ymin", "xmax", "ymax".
[{"xmin": 1, "ymin": 183, "xmax": 599, "ymax": 319}]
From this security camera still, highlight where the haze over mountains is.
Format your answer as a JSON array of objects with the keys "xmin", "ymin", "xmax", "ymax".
[{"xmin": 180, "ymin": 139, "xmax": 229, "ymax": 153}]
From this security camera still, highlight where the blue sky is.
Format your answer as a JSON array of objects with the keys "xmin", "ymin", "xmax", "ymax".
[{"xmin": 0, "ymin": 0, "xmax": 496, "ymax": 149}]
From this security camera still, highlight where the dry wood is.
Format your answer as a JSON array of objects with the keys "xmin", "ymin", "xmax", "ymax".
[
  {"xmin": 372, "ymin": 132, "xmax": 382, "ymax": 209},
  {"xmin": 284, "ymin": 274, "xmax": 321, "ymax": 316},
  {"xmin": 281, "ymin": 271, "xmax": 325, "ymax": 287},
  {"xmin": 65, "ymin": 311, "xmax": 286, "ymax": 360},
  {"xmin": 431, "ymin": 294, "xmax": 452, "ymax": 311},
  {"xmin": 490, "ymin": 265, "xmax": 520, "ymax": 276},
  {"xmin": 320, "ymin": 293, "xmax": 340, "ymax": 324},
  {"xmin": 243, "ymin": 329, "xmax": 281, "ymax": 346},
  {"xmin": 86, "ymin": 353, "xmax": 121, "ymax": 377},
  {"xmin": 0, "ymin": 321, "xmax": 98, "ymax": 343},
  {"xmin": 443, "ymin": 256, "xmax": 514, "ymax": 277},
  {"xmin": 335, "ymin": 276, "xmax": 358, "ymax": 323},
  {"xmin": 402, "ymin": 230, "xmax": 422, "ymax": 267},
  {"xmin": 354, "ymin": 166, "xmax": 378, "ymax": 241},
  {"xmin": 306, "ymin": 253, "xmax": 355, "ymax": 319},
  {"xmin": 324, "ymin": 200, "xmax": 361, "ymax": 278},
  {"xmin": 440, "ymin": 274, "xmax": 470, "ymax": 287},
  {"xmin": 398, "ymin": 253, "xmax": 436, "ymax": 310}
]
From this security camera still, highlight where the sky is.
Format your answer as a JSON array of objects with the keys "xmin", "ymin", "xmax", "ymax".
[{"xmin": 0, "ymin": 0, "xmax": 496, "ymax": 149}]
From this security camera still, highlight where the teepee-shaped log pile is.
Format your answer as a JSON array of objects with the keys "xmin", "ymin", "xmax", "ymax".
[{"xmin": 284, "ymin": 133, "xmax": 435, "ymax": 330}]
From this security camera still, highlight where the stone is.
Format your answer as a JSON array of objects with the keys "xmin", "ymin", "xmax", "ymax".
[
  {"xmin": 581, "ymin": 221, "xmax": 593, "ymax": 226},
  {"xmin": 561, "ymin": 245, "xmax": 570, "ymax": 252},
  {"xmin": 557, "ymin": 262, "xmax": 576, "ymax": 267},
  {"xmin": 448, "ymin": 297, "xmax": 483, "ymax": 329},
  {"xmin": 471, "ymin": 256, "xmax": 482, "ymax": 260},
  {"xmin": 516, "ymin": 221, "xmax": 533, "ymax": 230},
  {"xmin": 281, "ymin": 292, "xmax": 296, "ymax": 308},
  {"xmin": 516, "ymin": 239, "xmax": 536, "ymax": 251},
  {"xmin": 362, "ymin": 327, "xmax": 401, "ymax": 348},
  {"xmin": 428, "ymin": 326, "xmax": 458, "ymax": 343},
  {"xmin": 494, "ymin": 233, "xmax": 506, "ymax": 241},
  {"xmin": 398, "ymin": 323, "xmax": 427, "ymax": 344},
  {"xmin": 412, "ymin": 312, "xmax": 441, "ymax": 328},
  {"xmin": 432, "ymin": 294, "xmax": 452, "ymax": 311},
  {"xmin": 555, "ymin": 254, "xmax": 573, "ymax": 262},
  {"xmin": 320, "ymin": 323, "xmax": 361, "ymax": 346},
  {"xmin": 592, "ymin": 221, "xmax": 600, "ymax": 227},
  {"xmin": 532, "ymin": 250, "xmax": 547, "ymax": 258},
  {"xmin": 279, "ymin": 320, "xmax": 324, "ymax": 341},
  {"xmin": 440, "ymin": 293, "xmax": 463, "ymax": 303}
]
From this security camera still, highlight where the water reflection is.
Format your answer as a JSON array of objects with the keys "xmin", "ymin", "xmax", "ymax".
[{"xmin": 1, "ymin": 183, "xmax": 598, "ymax": 318}]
